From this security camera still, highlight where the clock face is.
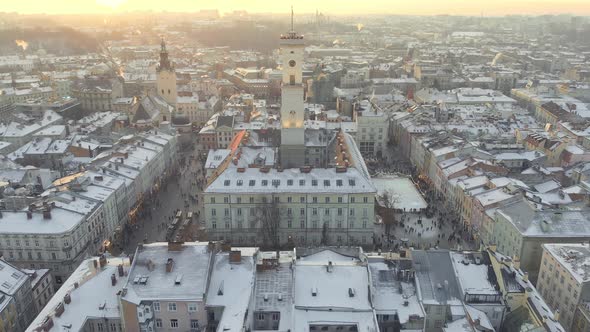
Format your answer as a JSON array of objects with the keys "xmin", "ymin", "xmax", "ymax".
[{"xmin": 289, "ymin": 60, "xmax": 296, "ymax": 67}]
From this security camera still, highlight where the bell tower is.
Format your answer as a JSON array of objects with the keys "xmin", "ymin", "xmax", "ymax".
[
  {"xmin": 279, "ymin": 8, "xmax": 306, "ymax": 168},
  {"xmin": 156, "ymin": 38, "xmax": 177, "ymax": 107}
]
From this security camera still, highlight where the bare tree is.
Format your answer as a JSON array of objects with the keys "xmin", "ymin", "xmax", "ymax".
[
  {"xmin": 378, "ymin": 189, "xmax": 399, "ymax": 235},
  {"xmin": 255, "ymin": 198, "xmax": 281, "ymax": 249}
]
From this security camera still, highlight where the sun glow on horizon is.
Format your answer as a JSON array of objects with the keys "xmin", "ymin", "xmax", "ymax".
[{"xmin": 95, "ymin": 0, "xmax": 127, "ymax": 10}]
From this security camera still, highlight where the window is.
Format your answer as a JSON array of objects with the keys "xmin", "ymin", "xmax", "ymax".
[
  {"xmin": 188, "ymin": 302, "xmax": 198, "ymax": 312},
  {"xmin": 237, "ymin": 208, "xmax": 242, "ymax": 216},
  {"xmin": 51, "ymin": 253, "xmax": 56, "ymax": 260},
  {"xmin": 237, "ymin": 197, "xmax": 242, "ymax": 204},
  {"xmin": 272, "ymin": 179, "xmax": 280, "ymax": 187},
  {"xmin": 299, "ymin": 180, "xmax": 305, "ymax": 186},
  {"xmin": 300, "ymin": 220, "xmax": 305, "ymax": 228},
  {"xmin": 237, "ymin": 180, "xmax": 243, "ymax": 186},
  {"xmin": 336, "ymin": 180, "xmax": 343, "ymax": 187},
  {"xmin": 363, "ymin": 208, "xmax": 368, "ymax": 217},
  {"xmin": 35, "ymin": 240, "xmax": 39, "ymax": 247},
  {"xmin": 300, "ymin": 196, "xmax": 305, "ymax": 203},
  {"xmin": 300, "ymin": 208, "xmax": 305, "ymax": 215},
  {"xmin": 261, "ymin": 180, "xmax": 268, "ymax": 186},
  {"xmin": 349, "ymin": 179, "xmax": 356, "ymax": 186},
  {"xmin": 324, "ymin": 180, "xmax": 330, "ymax": 187},
  {"xmin": 325, "ymin": 197, "xmax": 330, "ymax": 203},
  {"xmin": 338, "ymin": 197, "xmax": 343, "ymax": 203},
  {"xmin": 224, "ymin": 209, "xmax": 229, "ymax": 217},
  {"xmin": 153, "ymin": 302, "xmax": 160, "ymax": 311},
  {"xmin": 155, "ymin": 319, "xmax": 162, "ymax": 328},
  {"xmin": 287, "ymin": 208, "xmax": 292, "ymax": 216},
  {"xmin": 168, "ymin": 302, "xmax": 177, "ymax": 311},
  {"xmin": 324, "ymin": 209, "xmax": 330, "ymax": 216},
  {"xmin": 312, "ymin": 208, "xmax": 318, "ymax": 216},
  {"xmin": 258, "ymin": 313, "xmax": 265, "ymax": 320},
  {"xmin": 288, "ymin": 220, "xmax": 292, "ymax": 228},
  {"xmin": 210, "ymin": 197, "xmax": 215, "ymax": 204},
  {"xmin": 313, "ymin": 197, "xmax": 318, "ymax": 203},
  {"xmin": 224, "ymin": 197, "xmax": 229, "ymax": 203},
  {"xmin": 170, "ymin": 319, "xmax": 179, "ymax": 328},
  {"xmin": 249, "ymin": 180, "xmax": 256, "ymax": 186},
  {"xmin": 274, "ymin": 197, "xmax": 280, "ymax": 203},
  {"xmin": 350, "ymin": 197, "xmax": 356, "ymax": 203},
  {"xmin": 224, "ymin": 180, "xmax": 230, "ymax": 186},
  {"xmin": 212, "ymin": 209, "xmax": 216, "ymax": 216},
  {"xmin": 350, "ymin": 209, "xmax": 355, "ymax": 216},
  {"xmin": 249, "ymin": 197, "xmax": 254, "ymax": 204},
  {"xmin": 287, "ymin": 180, "xmax": 293, "ymax": 186},
  {"xmin": 363, "ymin": 197, "xmax": 369, "ymax": 203},
  {"xmin": 338, "ymin": 208, "xmax": 343, "ymax": 216},
  {"xmin": 272, "ymin": 313, "xmax": 280, "ymax": 320},
  {"xmin": 190, "ymin": 320, "xmax": 200, "ymax": 330},
  {"xmin": 312, "ymin": 180, "xmax": 318, "ymax": 186},
  {"xmin": 97, "ymin": 323, "xmax": 104, "ymax": 331}
]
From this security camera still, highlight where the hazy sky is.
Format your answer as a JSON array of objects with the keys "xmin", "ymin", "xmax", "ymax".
[{"xmin": 4, "ymin": 0, "xmax": 590, "ymax": 16}]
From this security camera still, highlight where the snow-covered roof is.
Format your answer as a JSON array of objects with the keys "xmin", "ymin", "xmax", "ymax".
[
  {"xmin": 205, "ymin": 167, "xmax": 375, "ymax": 195},
  {"xmin": 368, "ymin": 257, "xmax": 423, "ymax": 324},
  {"xmin": 206, "ymin": 249, "xmax": 256, "ymax": 331},
  {"xmin": 28, "ymin": 256, "xmax": 130, "ymax": 332},
  {"xmin": 543, "ymin": 243, "xmax": 590, "ymax": 283},
  {"xmin": 450, "ymin": 252, "xmax": 499, "ymax": 296},
  {"xmin": 123, "ymin": 242, "xmax": 212, "ymax": 303}
]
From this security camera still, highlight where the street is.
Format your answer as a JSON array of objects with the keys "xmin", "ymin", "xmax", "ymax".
[{"xmin": 121, "ymin": 136, "xmax": 207, "ymax": 254}]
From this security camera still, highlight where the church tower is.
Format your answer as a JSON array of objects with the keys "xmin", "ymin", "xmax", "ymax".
[
  {"xmin": 156, "ymin": 38, "xmax": 177, "ymax": 108},
  {"xmin": 279, "ymin": 9, "xmax": 306, "ymax": 168}
]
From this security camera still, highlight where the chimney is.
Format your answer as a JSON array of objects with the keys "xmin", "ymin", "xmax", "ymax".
[
  {"xmin": 554, "ymin": 309, "xmax": 560, "ymax": 321},
  {"xmin": 327, "ymin": 261, "xmax": 334, "ymax": 273},
  {"xmin": 166, "ymin": 258, "xmax": 174, "ymax": 273},
  {"xmin": 229, "ymin": 250, "xmax": 241, "ymax": 264},
  {"xmin": 118, "ymin": 264, "xmax": 124, "ymax": 277},
  {"xmin": 111, "ymin": 274, "xmax": 117, "ymax": 286},
  {"xmin": 42, "ymin": 209, "xmax": 51, "ymax": 219},
  {"xmin": 63, "ymin": 293, "xmax": 71, "ymax": 304},
  {"xmin": 168, "ymin": 241, "xmax": 183, "ymax": 251},
  {"xmin": 99, "ymin": 254, "xmax": 107, "ymax": 268},
  {"xmin": 54, "ymin": 302, "xmax": 65, "ymax": 317},
  {"xmin": 523, "ymin": 272, "xmax": 529, "ymax": 282},
  {"xmin": 26, "ymin": 211, "xmax": 32, "ymax": 219}
]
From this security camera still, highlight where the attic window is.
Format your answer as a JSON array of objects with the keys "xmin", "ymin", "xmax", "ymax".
[
  {"xmin": 236, "ymin": 180, "xmax": 243, "ymax": 186},
  {"xmin": 311, "ymin": 287, "xmax": 318, "ymax": 297},
  {"xmin": 287, "ymin": 179, "xmax": 293, "ymax": 186},
  {"xmin": 223, "ymin": 180, "xmax": 230, "ymax": 186},
  {"xmin": 272, "ymin": 180, "xmax": 281, "ymax": 187},
  {"xmin": 299, "ymin": 180, "xmax": 305, "ymax": 186},
  {"xmin": 10, "ymin": 272, "xmax": 19, "ymax": 280},
  {"xmin": 324, "ymin": 180, "xmax": 330, "ymax": 187},
  {"xmin": 312, "ymin": 180, "xmax": 318, "ymax": 186},
  {"xmin": 261, "ymin": 180, "xmax": 268, "ymax": 186},
  {"xmin": 349, "ymin": 179, "xmax": 356, "ymax": 186},
  {"xmin": 336, "ymin": 180, "xmax": 343, "ymax": 186},
  {"xmin": 249, "ymin": 180, "xmax": 256, "ymax": 186}
]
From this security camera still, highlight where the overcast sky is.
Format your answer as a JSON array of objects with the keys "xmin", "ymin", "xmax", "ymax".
[{"xmin": 4, "ymin": 0, "xmax": 590, "ymax": 16}]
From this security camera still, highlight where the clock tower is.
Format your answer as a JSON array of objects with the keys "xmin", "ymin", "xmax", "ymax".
[{"xmin": 279, "ymin": 10, "xmax": 306, "ymax": 168}]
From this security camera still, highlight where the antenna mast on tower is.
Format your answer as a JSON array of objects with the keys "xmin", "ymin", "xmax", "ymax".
[{"xmin": 291, "ymin": 6, "xmax": 294, "ymax": 32}]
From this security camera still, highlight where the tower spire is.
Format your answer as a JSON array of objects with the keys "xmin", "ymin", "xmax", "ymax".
[{"xmin": 291, "ymin": 6, "xmax": 294, "ymax": 32}]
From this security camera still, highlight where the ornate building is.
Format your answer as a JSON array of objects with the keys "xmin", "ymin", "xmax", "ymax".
[{"xmin": 156, "ymin": 38, "xmax": 177, "ymax": 110}]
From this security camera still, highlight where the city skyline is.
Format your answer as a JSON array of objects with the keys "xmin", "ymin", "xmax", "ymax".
[{"xmin": 3, "ymin": 0, "xmax": 590, "ymax": 16}]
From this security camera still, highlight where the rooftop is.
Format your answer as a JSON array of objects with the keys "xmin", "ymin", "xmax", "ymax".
[
  {"xmin": 544, "ymin": 243, "xmax": 590, "ymax": 283},
  {"xmin": 123, "ymin": 242, "xmax": 212, "ymax": 303}
]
